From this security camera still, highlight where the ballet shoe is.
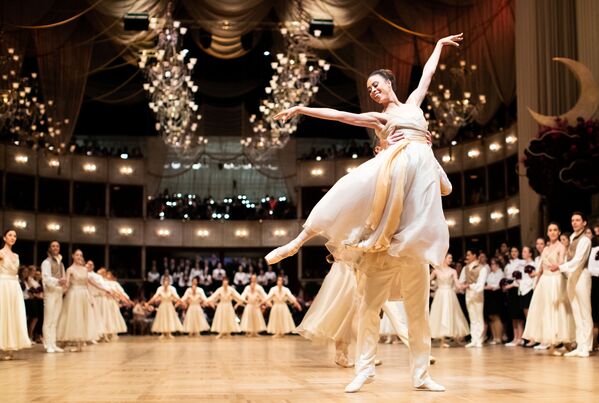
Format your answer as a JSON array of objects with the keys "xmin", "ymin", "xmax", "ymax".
[
  {"xmin": 374, "ymin": 359, "xmax": 382, "ymax": 366},
  {"xmin": 344, "ymin": 372, "xmax": 375, "ymax": 393},
  {"xmin": 564, "ymin": 349, "xmax": 580, "ymax": 357},
  {"xmin": 429, "ymin": 356, "xmax": 436, "ymax": 365},
  {"xmin": 334, "ymin": 352, "xmax": 353, "ymax": 368},
  {"xmin": 265, "ymin": 241, "xmax": 300, "ymax": 265},
  {"xmin": 414, "ymin": 378, "xmax": 446, "ymax": 392},
  {"xmin": 53, "ymin": 346, "xmax": 64, "ymax": 353}
]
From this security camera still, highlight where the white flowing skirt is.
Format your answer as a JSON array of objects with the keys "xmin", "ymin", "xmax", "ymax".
[
  {"xmin": 211, "ymin": 303, "xmax": 241, "ymax": 333},
  {"xmin": 304, "ymin": 142, "xmax": 448, "ymax": 270},
  {"xmin": 104, "ymin": 298, "xmax": 127, "ymax": 334},
  {"xmin": 0, "ymin": 277, "xmax": 31, "ymax": 350},
  {"xmin": 267, "ymin": 303, "xmax": 296, "ymax": 334},
  {"xmin": 152, "ymin": 301, "xmax": 183, "ymax": 333},
  {"xmin": 429, "ymin": 287, "xmax": 470, "ymax": 338},
  {"xmin": 240, "ymin": 304, "xmax": 266, "ymax": 333},
  {"xmin": 183, "ymin": 304, "xmax": 210, "ymax": 333},
  {"xmin": 523, "ymin": 272, "xmax": 575, "ymax": 344},
  {"xmin": 57, "ymin": 285, "xmax": 98, "ymax": 342},
  {"xmin": 296, "ymin": 262, "xmax": 357, "ymax": 344}
]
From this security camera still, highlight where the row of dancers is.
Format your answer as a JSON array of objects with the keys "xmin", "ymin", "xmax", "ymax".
[{"xmin": 145, "ymin": 275, "xmax": 301, "ymax": 339}]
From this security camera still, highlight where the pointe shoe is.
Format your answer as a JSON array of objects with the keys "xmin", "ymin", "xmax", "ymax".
[
  {"xmin": 415, "ymin": 378, "xmax": 446, "ymax": 392},
  {"xmin": 334, "ymin": 352, "xmax": 353, "ymax": 368},
  {"xmin": 564, "ymin": 349, "xmax": 580, "ymax": 357},
  {"xmin": 265, "ymin": 241, "xmax": 300, "ymax": 265},
  {"xmin": 344, "ymin": 372, "xmax": 375, "ymax": 393}
]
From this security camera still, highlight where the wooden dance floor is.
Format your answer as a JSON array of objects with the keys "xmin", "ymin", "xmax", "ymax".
[{"xmin": 2, "ymin": 336, "xmax": 598, "ymax": 402}]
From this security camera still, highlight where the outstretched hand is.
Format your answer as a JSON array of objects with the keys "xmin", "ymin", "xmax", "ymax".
[
  {"xmin": 273, "ymin": 106, "xmax": 301, "ymax": 122},
  {"xmin": 438, "ymin": 33, "xmax": 463, "ymax": 47}
]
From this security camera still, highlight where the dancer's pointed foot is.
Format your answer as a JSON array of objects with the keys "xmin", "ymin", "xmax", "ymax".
[
  {"xmin": 344, "ymin": 372, "xmax": 374, "ymax": 393},
  {"xmin": 414, "ymin": 378, "xmax": 445, "ymax": 392},
  {"xmin": 265, "ymin": 240, "xmax": 301, "ymax": 265},
  {"xmin": 334, "ymin": 351, "xmax": 353, "ymax": 368}
]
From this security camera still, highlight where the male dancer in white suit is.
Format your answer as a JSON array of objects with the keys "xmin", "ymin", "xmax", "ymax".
[
  {"xmin": 41, "ymin": 241, "xmax": 66, "ymax": 353},
  {"xmin": 459, "ymin": 250, "xmax": 487, "ymax": 348},
  {"xmin": 560, "ymin": 212, "xmax": 593, "ymax": 357}
]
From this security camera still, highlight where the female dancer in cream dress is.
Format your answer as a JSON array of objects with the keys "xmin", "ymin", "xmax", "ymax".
[
  {"xmin": 265, "ymin": 276, "xmax": 302, "ymax": 337},
  {"xmin": 523, "ymin": 223, "xmax": 575, "ymax": 351},
  {"xmin": 429, "ymin": 254, "xmax": 469, "ymax": 345},
  {"xmin": 180, "ymin": 277, "xmax": 210, "ymax": 336},
  {"xmin": 104, "ymin": 271, "xmax": 131, "ymax": 340},
  {"xmin": 147, "ymin": 276, "xmax": 183, "ymax": 338},
  {"xmin": 239, "ymin": 274, "xmax": 269, "ymax": 336},
  {"xmin": 0, "ymin": 230, "xmax": 30, "ymax": 359},
  {"xmin": 207, "ymin": 277, "xmax": 244, "ymax": 338},
  {"xmin": 57, "ymin": 249, "xmax": 99, "ymax": 351}
]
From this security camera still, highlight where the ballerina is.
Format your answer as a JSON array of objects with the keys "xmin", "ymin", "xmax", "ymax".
[
  {"xmin": 147, "ymin": 276, "xmax": 183, "ymax": 339},
  {"xmin": 264, "ymin": 276, "xmax": 302, "ymax": 338},
  {"xmin": 238, "ymin": 274, "xmax": 269, "ymax": 337},
  {"xmin": 179, "ymin": 277, "xmax": 210, "ymax": 336},
  {"xmin": 430, "ymin": 254, "xmax": 469, "ymax": 346},
  {"xmin": 104, "ymin": 271, "xmax": 131, "ymax": 340},
  {"xmin": 56, "ymin": 250, "xmax": 99, "ymax": 352},
  {"xmin": 0, "ymin": 229, "xmax": 31, "ymax": 359},
  {"xmin": 266, "ymin": 33, "xmax": 462, "ymax": 392},
  {"xmin": 206, "ymin": 277, "xmax": 244, "ymax": 338}
]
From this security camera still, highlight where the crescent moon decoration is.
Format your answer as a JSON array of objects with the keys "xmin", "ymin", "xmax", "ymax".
[{"xmin": 527, "ymin": 57, "xmax": 599, "ymax": 127}]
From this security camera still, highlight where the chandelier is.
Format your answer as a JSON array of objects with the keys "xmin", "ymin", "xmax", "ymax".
[
  {"xmin": 139, "ymin": 3, "xmax": 205, "ymax": 159},
  {"xmin": 425, "ymin": 60, "xmax": 486, "ymax": 145},
  {"xmin": 242, "ymin": 12, "xmax": 329, "ymax": 161},
  {"xmin": 0, "ymin": 33, "xmax": 68, "ymax": 154}
]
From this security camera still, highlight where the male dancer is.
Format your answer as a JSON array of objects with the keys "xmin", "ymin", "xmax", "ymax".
[
  {"xmin": 459, "ymin": 250, "xmax": 487, "ymax": 348},
  {"xmin": 41, "ymin": 241, "xmax": 66, "ymax": 353},
  {"xmin": 560, "ymin": 212, "xmax": 593, "ymax": 357}
]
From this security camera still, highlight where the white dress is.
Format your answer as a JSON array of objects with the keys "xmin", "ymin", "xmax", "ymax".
[
  {"xmin": 0, "ymin": 252, "xmax": 31, "ymax": 351},
  {"xmin": 296, "ymin": 262, "xmax": 358, "ymax": 344},
  {"xmin": 266, "ymin": 286, "xmax": 298, "ymax": 334},
  {"xmin": 523, "ymin": 243, "xmax": 575, "ymax": 344},
  {"xmin": 240, "ymin": 285, "xmax": 268, "ymax": 333},
  {"xmin": 208, "ymin": 286, "xmax": 243, "ymax": 333},
  {"xmin": 182, "ymin": 287, "xmax": 210, "ymax": 333},
  {"xmin": 303, "ymin": 104, "xmax": 450, "ymax": 276},
  {"xmin": 104, "ymin": 280, "xmax": 128, "ymax": 334},
  {"xmin": 87, "ymin": 271, "xmax": 109, "ymax": 337},
  {"xmin": 151, "ymin": 285, "xmax": 183, "ymax": 333},
  {"xmin": 57, "ymin": 265, "xmax": 99, "ymax": 342},
  {"xmin": 429, "ymin": 269, "xmax": 470, "ymax": 338}
]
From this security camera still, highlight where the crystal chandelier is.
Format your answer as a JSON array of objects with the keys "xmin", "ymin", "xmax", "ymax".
[
  {"xmin": 242, "ymin": 9, "xmax": 329, "ymax": 161},
  {"xmin": 425, "ymin": 60, "xmax": 486, "ymax": 144},
  {"xmin": 0, "ymin": 32, "xmax": 21, "ymax": 130},
  {"xmin": 139, "ymin": 3, "xmax": 205, "ymax": 159}
]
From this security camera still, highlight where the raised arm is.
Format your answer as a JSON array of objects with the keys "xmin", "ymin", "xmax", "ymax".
[
  {"xmin": 406, "ymin": 33, "xmax": 463, "ymax": 106},
  {"xmin": 274, "ymin": 106, "xmax": 387, "ymax": 131}
]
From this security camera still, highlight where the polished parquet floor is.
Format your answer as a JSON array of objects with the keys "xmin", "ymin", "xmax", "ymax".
[{"xmin": 1, "ymin": 335, "xmax": 598, "ymax": 402}]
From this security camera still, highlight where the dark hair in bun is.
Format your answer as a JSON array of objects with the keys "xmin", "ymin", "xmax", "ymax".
[{"xmin": 368, "ymin": 69, "xmax": 396, "ymax": 92}]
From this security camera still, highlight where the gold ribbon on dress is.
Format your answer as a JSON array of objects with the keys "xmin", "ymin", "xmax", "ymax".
[{"xmin": 348, "ymin": 121, "xmax": 429, "ymax": 252}]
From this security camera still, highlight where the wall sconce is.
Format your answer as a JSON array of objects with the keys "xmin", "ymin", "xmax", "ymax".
[
  {"xmin": 446, "ymin": 218, "xmax": 456, "ymax": 227},
  {"xmin": 490, "ymin": 211, "xmax": 504, "ymax": 221},
  {"xmin": 196, "ymin": 229, "xmax": 210, "ymax": 237},
  {"xmin": 118, "ymin": 227, "xmax": 133, "ymax": 236},
  {"xmin": 507, "ymin": 206, "xmax": 520, "ymax": 216},
  {"xmin": 235, "ymin": 229, "xmax": 249, "ymax": 238},
  {"xmin": 157, "ymin": 228, "xmax": 171, "ymax": 237},
  {"xmin": 273, "ymin": 229, "xmax": 287, "ymax": 237},
  {"xmin": 310, "ymin": 168, "xmax": 323, "ymax": 176},
  {"xmin": 13, "ymin": 219, "xmax": 27, "ymax": 229},
  {"xmin": 441, "ymin": 154, "xmax": 452, "ymax": 163},
  {"xmin": 47, "ymin": 223, "xmax": 61, "ymax": 232},
  {"xmin": 83, "ymin": 163, "xmax": 97, "ymax": 172},
  {"xmin": 468, "ymin": 215, "xmax": 482, "ymax": 225},
  {"xmin": 82, "ymin": 225, "xmax": 96, "ymax": 234},
  {"xmin": 119, "ymin": 166, "xmax": 133, "ymax": 175},
  {"xmin": 505, "ymin": 134, "xmax": 517, "ymax": 144},
  {"xmin": 467, "ymin": 149, "xmax": 480, "ymax": 159},
  {"xmin": 48, "ymin": 159, "xmax": 60, "ymax": 168},
  {"xmin": 488, "ymin": 142, "xmax": 501, "ymax": 152},
  {"xmin": 346, "ymin": 166, "xmax": 357, "ymax": 173},
  {"xmin": 14, "ymin": 154, "xmax": 28, "ymax": 164}
]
